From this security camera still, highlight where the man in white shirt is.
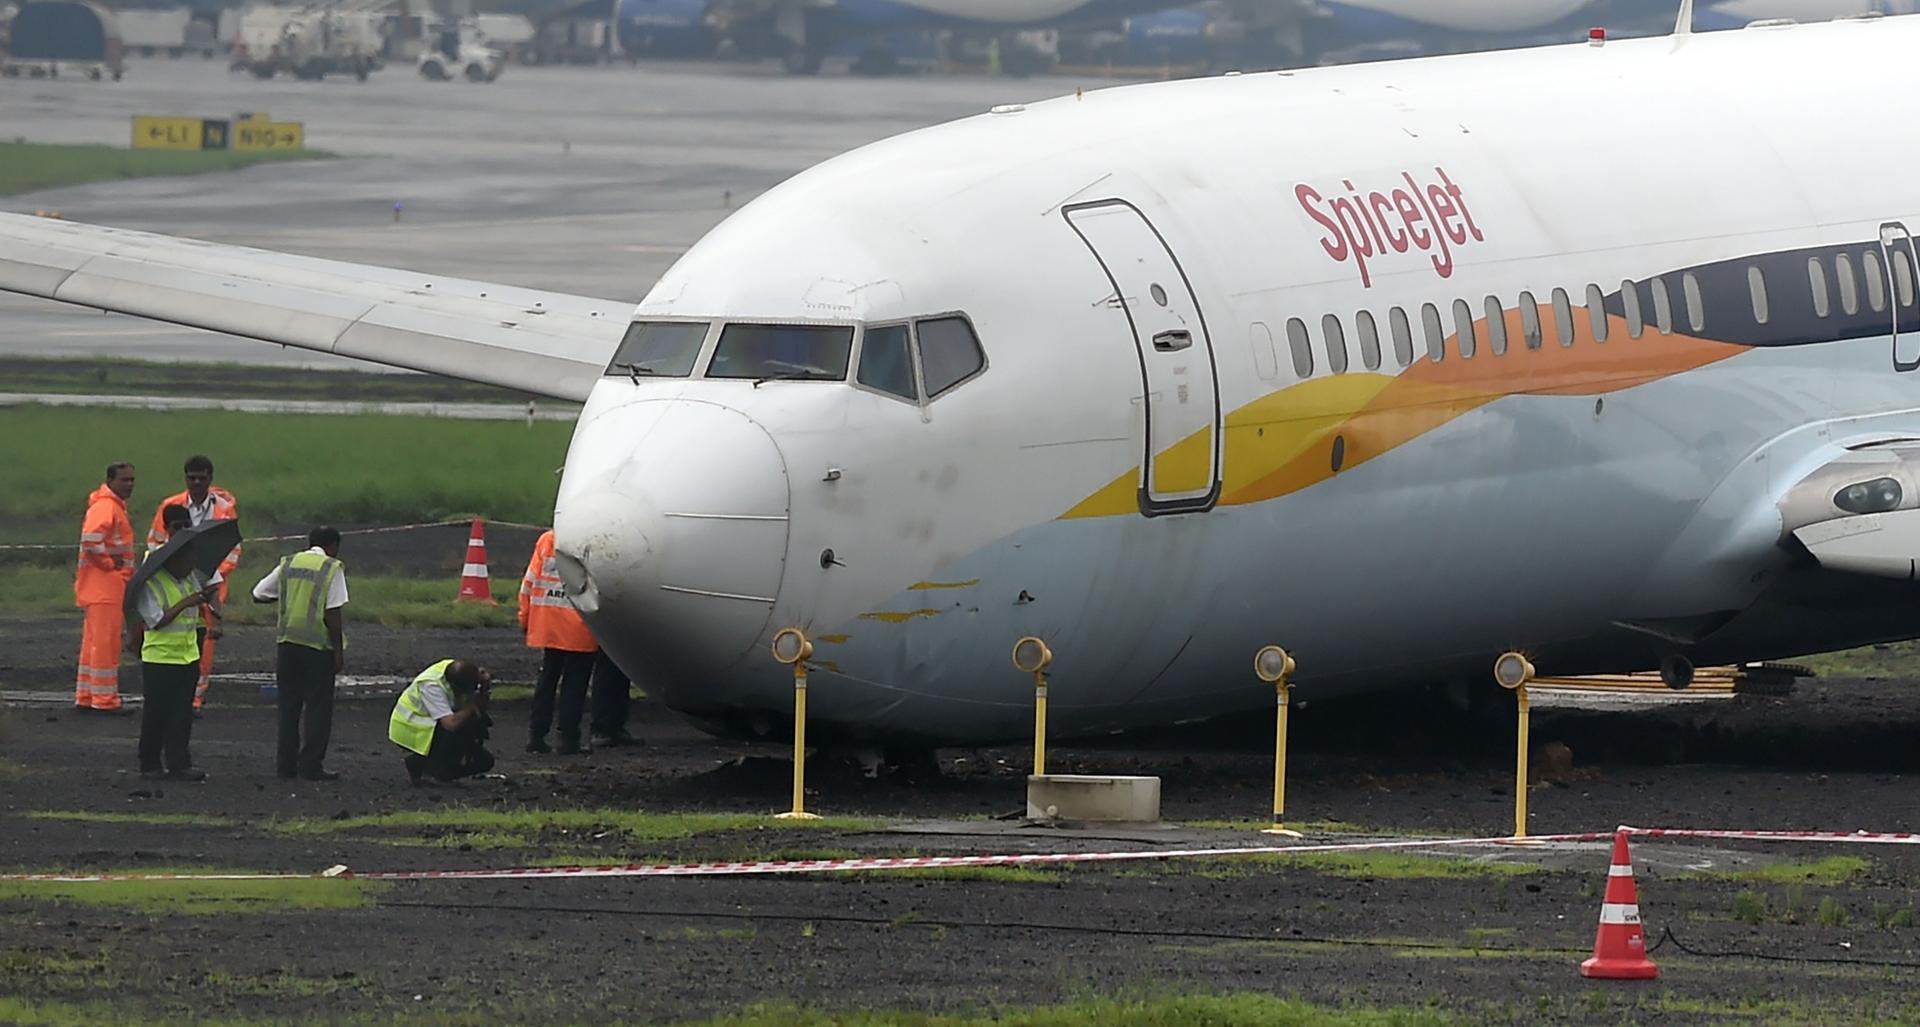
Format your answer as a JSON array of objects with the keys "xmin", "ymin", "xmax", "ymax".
[
  {"xmin": 252, "ymin": 527, "xmax": 348, "ymax": 781},
  {"xmin": 389, "ymin": 658, "xmax": 496, "ymax": 785}
]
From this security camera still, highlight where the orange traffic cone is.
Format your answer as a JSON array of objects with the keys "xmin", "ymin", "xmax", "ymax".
[
  {"xmin": 1581, "ymin": 828, "xmax": 1659, "ymax": 980},
  {"xmin": 456, "ymin": 518, "xmax": 497, "ymax": 604}
]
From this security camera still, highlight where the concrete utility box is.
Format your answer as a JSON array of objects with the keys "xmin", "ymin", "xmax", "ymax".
[{"xmin": 1026, "ymin": 774, "xmax": 1161, "ymax": 823}]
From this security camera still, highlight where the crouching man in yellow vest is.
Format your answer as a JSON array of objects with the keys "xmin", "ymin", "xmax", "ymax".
[{"xmin": 390, "ymin": 659, "xmax": 496, "ymax": 786}]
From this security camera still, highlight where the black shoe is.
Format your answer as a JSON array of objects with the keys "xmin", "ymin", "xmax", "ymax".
[
  {"xmin": 611, "ymin": 730, "xmax": 639, "ymax": 747},
  {"xmin": 405, "ymin": 755, "xmax": 425, "ymax": 786},
  {"xmin": 276, "ymin": 769, "xmax": 297, "ymax": 779},
  {"xmin": 300, "ymin": 769, "xmax": 340, "ymax": 782},
  {"xmin": 590, "ymin": 732, "xmax": 618, "ymax": 749},
  {"xmin": 168, "ymin": 768, "xmax": 207, "ymax": 782},
  {"xmin": 525, "ymin": 739, "xmax": 551, "ymax": 754},
  {"xmin": 555, "ymin": 739, "xmax": 583, "ymax": 756},
  {"xmin": 139, "ymin": 769, "xmax": 167, "ymax": 780}
]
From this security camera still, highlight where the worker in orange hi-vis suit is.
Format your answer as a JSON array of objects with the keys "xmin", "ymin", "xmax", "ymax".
[
  {"xmin": 75, "ymin": 461, "xmax": 137, "ymax": 712},
  {"xmin": 518, "ymin": 529, "xmax": 598, "ymax": 755},
  {"xmin": 147, "ymin": 454, "xmax": 241, "ymax": 713}
]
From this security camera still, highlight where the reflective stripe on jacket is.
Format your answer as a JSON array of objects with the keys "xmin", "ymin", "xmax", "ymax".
[
  {"xmin": 389, "ymin": 658, "xmax": 455, "ymax": 755},
  {"xmin": 141, "ymin": 572, "xmax": 201, "ymax": 665},
  {"xmin": 147, "ymin": 487, "xmax": 242, "ymax": 577},
  {"xmin": 75, "ymin": 485, "xmax": 134, "ymax": 606},
  {"xmin": 517, "ymin": 530, "xmax": 595, "ymax": 652},
  {"xmin": 276, "ymin": 551, "xmax": 341, "ymax": 651}
]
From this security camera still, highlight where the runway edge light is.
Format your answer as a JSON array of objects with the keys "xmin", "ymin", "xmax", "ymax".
[
  {"xmin": 1255, "ymin": 646, "xmax": 1301, "ymax": 838},
  {"xmin": 1012, "ymin": 637, "xmax": 1053, "ymax": 778},
  {"xmin": 771, "ymin": 627, "xmax": 820, "ymax": 821},
  {"xmin": 1494, "ymin": 652, "xmax": 1536, "ymax": 840}
]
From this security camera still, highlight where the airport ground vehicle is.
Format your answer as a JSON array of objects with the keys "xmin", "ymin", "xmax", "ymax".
[
  {"xmin": 229, "ymin": 5, "xmax": 381, "ymax": 80},
  {"xmin": 416, "ymin": 21, "xmax": 502, "ymax": 81},
  {"xmin": 0, "ymin": 0, "xmax": 121, "ymax": 78}
]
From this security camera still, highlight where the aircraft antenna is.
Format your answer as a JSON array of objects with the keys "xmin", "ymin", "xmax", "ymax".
[{"xmin": 1674, "ymin": 0, "xmax": 1695, "ymax": 36}]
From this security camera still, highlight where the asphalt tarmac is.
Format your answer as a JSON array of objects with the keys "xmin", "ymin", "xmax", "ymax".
[{"xmin": 0, "ymin": 59, "xmax": 1065, "ymax": 368}]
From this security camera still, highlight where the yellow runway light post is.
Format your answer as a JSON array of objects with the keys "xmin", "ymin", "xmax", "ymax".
[
  {"xmin": 1493, "ymin": 652, "xmax": 1537, "ymax": 839},
  {"xmin": 772, "ymin": 627, "xmax": 820, "ymax": 820},
  {"xmin": 1255, "ymin": 645, "xmax": 1301, "ymax": 838},
  {"xmin": 1013, "ymin": 636, "xmax": 1053, "ymax": 777}
]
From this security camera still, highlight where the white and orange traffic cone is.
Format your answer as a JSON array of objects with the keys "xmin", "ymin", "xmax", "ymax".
[
  {"xmin": 1581, "ymin": 828, "xmax": 1659, "ymax": 980},
  {"xmin": 456, "ymin": 518, "xmax": 496, "ymax": 604}
]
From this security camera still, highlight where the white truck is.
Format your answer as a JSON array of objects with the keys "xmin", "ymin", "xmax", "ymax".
[
  {"xmin": 230, "ymin": 5, "xmax": 382, "ymax": 80},
  {"xmin": 117, "ymin": 7, "xmax": 188, "ymax": 56}
]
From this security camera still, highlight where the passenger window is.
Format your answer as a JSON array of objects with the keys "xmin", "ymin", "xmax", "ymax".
[
  {"xmin": 1483, "ymin": 296, "xmax": 1507, "ymax": 355},
  {"xmin": 857, "ymin": 324, "xmax": 918, "ymax": 401},
  {"xmin": 1896, "ymin": 251, "xmax": 1916, "ymax": 308},
  {"xmin": 1322, "ymin": 314, "xmax": 1350, "ymax": 374},
  {"xmin": 1836, "ymin": 253, "xmax": 1860, "ymax": 316},
  {"xmin": 1809, "ymin": 257, "xmax": 1831, "ymax": 318},
  {"xmin": 1421, "ymin": 303, "xmax": 1445, "ymax": 362},
  {"xmin": 707, "ymin": 323, "xmax": 853, "ymax": 381},
  {"xmin": 1519, "ymin": 291, "xmax": 1543, "ymax": 350},
  {"xmin": 1748, "ymin": 266, "xmax": 1770, "ymax": 325},
  {"xmin": 1682, "ymin": 272, "xmax": 1706, "ymax": 333},
  {"xmin": 606, "ymin": 320, "xmax": 707, "ymax": 378},
  {"xmin": 1650, "ymin": 277, "xmax": 1674, "ymax": 334},
  {"xmin": 1586, "ymin": 284, "xmax": 1609, "ymax": 342},
  {"xmin": 915, "ymin": 316, "xmax": 985, "ymax": 397},
  {"xmin": 1356, "ymin": 311, "xmax": 1382, "ymax": 371},
  {"xmin": 1286, "ymin": 317, "xmax": 1313, "ymax": 377},
  {"xmin": 1551, "ymin": 288, "xmax": 1575, "ymax": 348},
  {"xmin": 1389, "ymin": 307, "xmax": 1415, "ymax": 367},
  {"xmin": 1622, "ymin": 281, "xmax": 1644, "ymax": 339},
  {"xmin": 1452, "ymin": 298, "xmax": 1477, "ymax": 358},
  {"xmin": 1864, "ymin": 251, "xmax": 1888, "ymax": 313}
]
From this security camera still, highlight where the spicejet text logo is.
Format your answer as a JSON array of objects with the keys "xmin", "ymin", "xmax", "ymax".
[{"xmin": 1295, "ymin": 167, "xmax": 1484, "ymax": 289}]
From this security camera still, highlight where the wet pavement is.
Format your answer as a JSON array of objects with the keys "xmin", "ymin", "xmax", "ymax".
[{"xmin": 1, "ymin": 60, "xmax": 1083, "ymax": 369}]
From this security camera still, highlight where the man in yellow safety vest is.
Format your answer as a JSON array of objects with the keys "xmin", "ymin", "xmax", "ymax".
[
  {"xmin": 129, "ymin": 536, "xmax": 216, "ymax": 781},
  {"xmin": 389, "ymin": 658, "xmax": 496, "ymax": 786},
  {"xmin": 252, "ymin": 526, "xmax": 347, "ymax": 781}
]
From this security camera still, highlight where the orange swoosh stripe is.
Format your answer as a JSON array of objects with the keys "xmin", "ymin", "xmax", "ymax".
[{"xmin": 1065, "ymin": 307, "xmax": 1745, "ymax": 519}]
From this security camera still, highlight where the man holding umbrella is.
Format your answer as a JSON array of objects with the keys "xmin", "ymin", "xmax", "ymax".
[{"xmin": 125, "ymin": 513, "xmax": 240, "ymax": 781}]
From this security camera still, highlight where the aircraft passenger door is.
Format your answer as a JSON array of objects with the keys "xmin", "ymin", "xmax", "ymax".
[
  {"xmin": 1063, "ymin": 200, "xmax": 1222, "ymax": 516},
  {"xmin": 1880, "ymin": 223, "xmax": 1920, "ymax": 372}
]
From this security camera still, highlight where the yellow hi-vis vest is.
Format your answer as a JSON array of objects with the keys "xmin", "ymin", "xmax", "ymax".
[
  {"xmin": 276, "ymin": 551, "xmax": 341, "ymax": 651},
  {"xmin": 140, "ymin": 572, "xmax": 200, "ymax": 665},
  {"xmin": 389, "ymin": 659, "xmax": 455, "ymax": 756}
]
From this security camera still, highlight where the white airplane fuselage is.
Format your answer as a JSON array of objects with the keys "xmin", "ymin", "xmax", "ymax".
[{"xmin": 548, "ymin": 17, "xmax": 1920, "ymax": 745}]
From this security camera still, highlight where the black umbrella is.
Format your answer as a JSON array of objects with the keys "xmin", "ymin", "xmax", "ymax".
[{"xmin": 125, "ymin": 518, "xmax": 242, "ymax": 613}]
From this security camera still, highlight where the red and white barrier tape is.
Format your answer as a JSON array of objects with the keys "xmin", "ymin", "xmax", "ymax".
[
  {"xmin": 4, "ymin": 825, "xmax": 1913, "ymax": 885},
  {"xmin": 0, "ymin": 830, "xmax": 1621, "ymax": 883}
]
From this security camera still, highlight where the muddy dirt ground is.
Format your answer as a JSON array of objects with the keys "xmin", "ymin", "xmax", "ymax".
[{"xmin": 6, "ymin": 614, "xmax": 1920, "ymax": 1023}]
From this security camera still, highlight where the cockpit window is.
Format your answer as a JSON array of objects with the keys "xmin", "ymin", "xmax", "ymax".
[
  {"xmin": 857, "ymin": 324, "xmax": 918, "ymax": 401},
  {"xmin": 706, "ymin": 324, "xmax": 853, "ymax": 382},
  {"xmin": 915, "ymin": 316, "xmax": 985, "ymax": 397},
  {"xmin": 605, "ymin": 321, "xmax": 706, "ymax": 378}
]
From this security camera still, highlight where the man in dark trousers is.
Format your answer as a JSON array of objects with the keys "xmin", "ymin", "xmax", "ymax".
[
  {"xmin": 252, "ymin": 526, "xmax": 347, "ymax": 781},
  {"xmin": 389, "ymin": 658, "xmax": 496, "ymax": 786},
  {"xmin": 589, "ymin": 652, "xmax": 636, "ymax": 749},
  {"xmin": 128, "ymin": 523, "xmax": 216, "ymax": 781}
]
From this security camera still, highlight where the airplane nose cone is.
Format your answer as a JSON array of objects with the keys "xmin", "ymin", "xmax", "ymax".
[{"xmin": 553, "ymin": 400, "xmax": 790, "ymax": 679}]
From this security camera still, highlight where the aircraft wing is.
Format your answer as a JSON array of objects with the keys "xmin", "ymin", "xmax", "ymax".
[{"xmin": 0, "ymin": 212, "xmax": 631, "ymax": 402}]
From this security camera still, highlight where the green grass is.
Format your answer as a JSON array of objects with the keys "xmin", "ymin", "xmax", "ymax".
[
  {"xmin": 0, "ymin": 407, "xmax": 569, "ymax": 551},
  {"xmin": 0, "ymin": 994, "xmax": 1457, "ymax": 1027},
  {"xmin": 30, "ymin": 808, "xmax": 885, "ymax": 851},
  {"xmin": 0, "ymin": 355, "xmax": 545, "ymax": 404},
  {"xmin": 1797, "ymin": 641, "xmax": 1920, "ymax": 679},
  {"xmin": 693, "ymin": 996, "xmax": 1457, "ymax": 1027},
  {"xmin": 1194, "ymin": 851, "xmax": 1542, "ymax": 880},
  {"xmin": 0, "ymin": 142, "xmax": 333, "ymax": 197},
  {"xmin": 0, "ymin": 868, "xmax": 380, "ymax": 914},
  {"xmin": 1689, "ymin": 856, "xmax": 1872, "ymax": 886},
  {"xmin": 1185, "ymin": 819, "xmax": 1371, "ymax": 833},
  {"xmin": 0, "ymin": 566, "xmax": 520, "ymax": 628}
]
